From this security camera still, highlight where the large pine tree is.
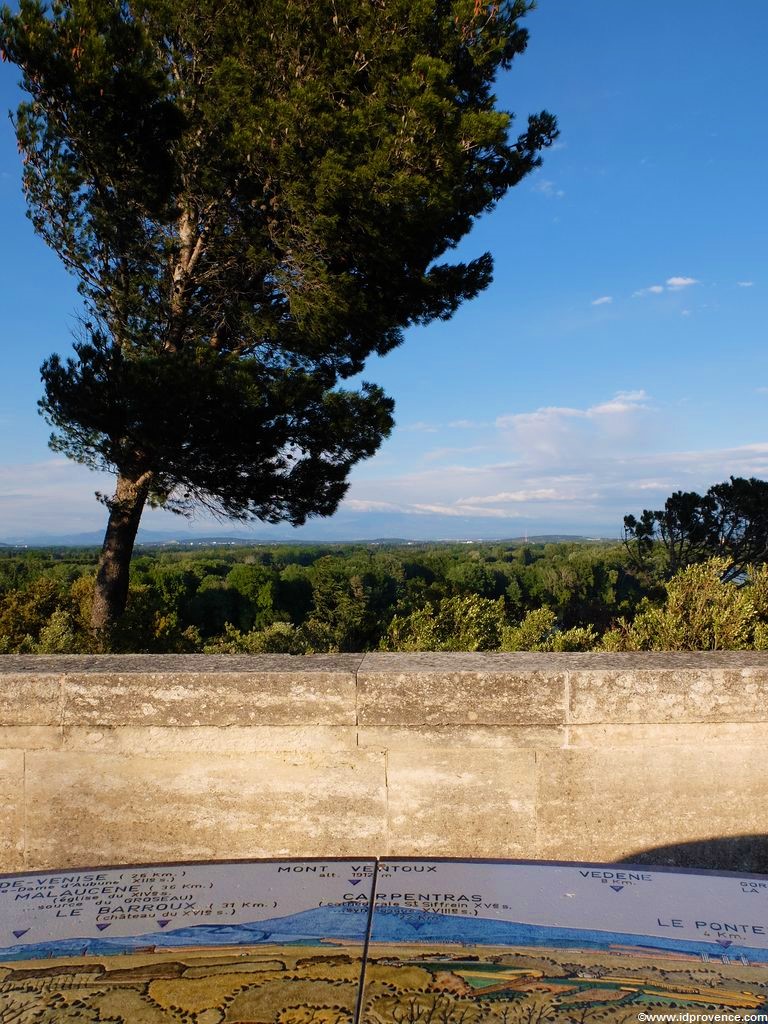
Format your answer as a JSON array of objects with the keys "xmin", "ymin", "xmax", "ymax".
[{"xmin": 1, "ymin": 0, "xmax": 557, "ymax": 633}]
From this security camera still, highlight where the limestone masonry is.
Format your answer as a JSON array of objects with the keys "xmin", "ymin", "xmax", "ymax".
[{"xmin": 1, "ymin": 652, "xmax": 767, "ymax": 873}]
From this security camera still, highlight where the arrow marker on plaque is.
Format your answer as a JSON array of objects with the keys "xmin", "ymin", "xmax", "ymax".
[
  {"xmin": 157, "ymin": 920, "xmax": 171, "ymax": 928},
  {"xmin": 12, "ymin": 929, "xmax": 29, "ymax": 939},
  {"xmin": 348, "ymin": 879, "xmax": 362, "ymax": 885},
  {"xmin": 717, "ymin": 938, "xmax": 733, "ymax": 948},
  {"xmin": 609, "ymin": 885, "xmax": 624, "ymax": 892},
  {"xmin": 96, "ymin": 923, "xmax": 111, "ymax": 932}
]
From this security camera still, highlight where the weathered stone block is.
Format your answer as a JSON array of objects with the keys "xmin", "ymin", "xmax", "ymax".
[
  {"xmin": 24, "ymin": 749, "xmax": 387, "ymax": 869},
  {"xmin": 568, "ymin": 722, "xmax": 768, "ymax": 747},
  {"xmin": 535, "ymin": 744, "xmax": 768, "ymax": 863},
  {"xmin": 358, "ymin": 725, "xmax": 564, "ymax": 750},
  {"xmin": 358, "ymin": 653, "xmax": 566, "ymax": 726},
  {"xmin": 0, "ymin": 726, "xmax": 62, "ymax": 750},
  {"xmin": 0, "ymin": 750, "xmax": 24, "ymax": 872},
  {"xmin": 385, "ymin": 748, "xmax": 537, "ymax": 857},
  {"xmin": 569, "ymin": 668, "xmax": 768, "ymax": 724},
  {"xmin": 0, "ymin": 674, "xmax": 61, "ymax": 725},
  {"xmin": 62, "ymin": 725, "xmax": 357, "ymax": 753},
  {"xmin": 61, "ymin": 669, "xmax": 357, "ymax": 727}
]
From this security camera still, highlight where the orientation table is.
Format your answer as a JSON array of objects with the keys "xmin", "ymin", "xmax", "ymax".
[{"xmin": 2, "ymin": 857, "xmax": 767, "ymax": 1021}]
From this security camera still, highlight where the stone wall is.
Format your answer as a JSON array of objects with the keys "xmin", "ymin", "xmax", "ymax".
[{"xmin": 1, "ymin": 653, "xmax": 767, "ymax": 873}]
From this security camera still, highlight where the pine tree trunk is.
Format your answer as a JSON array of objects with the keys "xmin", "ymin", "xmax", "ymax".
[{"xmin": 91, "ymin": 471, "xmax": 152, "ymax": 634}]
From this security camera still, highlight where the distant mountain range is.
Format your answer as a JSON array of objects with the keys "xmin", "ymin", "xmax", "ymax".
[
  {"xmin": 0, "ymin": 531, "xmax": 611, "ymax": 548},
  {"xmin": 1, "ymin": 531, "xmax": 260, "ymax": 547},
  {"xmin": 2, "ymin": 904, "xmax": 766, "ymax": 963}
]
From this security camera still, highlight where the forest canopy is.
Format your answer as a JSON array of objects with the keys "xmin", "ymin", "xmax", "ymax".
[{"xmin": 3, "ymin": 538, "xmax": 768, "ymax": 654}]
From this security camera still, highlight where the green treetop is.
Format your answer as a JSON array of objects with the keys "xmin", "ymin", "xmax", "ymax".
[{"xmin": 1, "ymin": 0, "xmax": 557, "ymax": 633}]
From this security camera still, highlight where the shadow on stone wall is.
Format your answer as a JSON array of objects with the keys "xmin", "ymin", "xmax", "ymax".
[{"xmin": 619, "ymin": 836, "xmax": 768, "ymax": 874}]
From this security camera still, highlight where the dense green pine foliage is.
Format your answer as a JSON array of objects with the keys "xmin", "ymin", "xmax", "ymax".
[
  {"xmin": 623, "ymin": 476, "xmax": 768, "ymax": 583},
  {"xmin": 0, "ymin": 0, "xmax": 557, "ymax": 630}
]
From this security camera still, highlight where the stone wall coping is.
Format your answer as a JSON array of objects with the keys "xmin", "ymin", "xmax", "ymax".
[
  {"xmin": 4, "ymin": 651, "xmax": 768, "ymax": 674},
  {"xmin": 358, "ymin": 651, "xmax": 768, "ymax": 671},
  {"xmin": 3, "ymin": 651, "xmax": 768, "ymax": 728},
  {"xmin": 0, "ymin": 653, "xmax": 364, "ymax": 673}
]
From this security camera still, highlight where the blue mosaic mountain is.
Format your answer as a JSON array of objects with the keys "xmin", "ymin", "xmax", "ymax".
[
  {"xmin": 369, "ymin": 906, "xmax": 768, "ymax": 961},
  {"xmin": 0, "ymin": 902, "xmax": 369, "ymax": 960},
  {"xmin": 2, "ymin": 903, "xmax": 767, "ymax": 963}
]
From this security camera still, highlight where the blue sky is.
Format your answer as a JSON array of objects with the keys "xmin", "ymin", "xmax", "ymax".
[{"xmin": 1, "ymin": 1, "xmax": 767, "ymax": 541}]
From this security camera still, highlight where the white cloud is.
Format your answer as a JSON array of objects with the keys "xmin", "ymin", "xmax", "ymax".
[
  {"xmin": 399, "ymin": 421, "xmax": 438, "ymax": 433},
  {"xmin": 342, "ymin": 436, "xmax": 768, "ymax": 534},
  {"xmin": 532, "ymin": 179, "xmax": 565, "ymax": 199},
  {"xmin": 591, "ymin": 296, "xmax": 612, "ymax": 306},
  {"xmin": 628, "ymin": 480, "xmax": 676, "ymax": 492},
  {"xmin": 633, "ymin": 284, "xmax": 664, "ymax": 297},
  {"xmin": 494, "ymin": 390, "xmax": 653, "ymax": 462},
  {"xmin": 459, "ymin": 489, "xmax": 562, "ymax": 504},
  {"xmin": 412, "ymin": 503, "xmax": 511, "ymax": 519},
  {"xmin": 738, "ymin": 281, "xmax": 754, "ymax": 287},
  {"xmin": 589, "ymin": 389, "xmax": 650, "ymax": 413},
  {"xmin": 632, "ymin": 279, "xmax": 698, "ymax": 298},
  {"xmin": 343, "ymin": 499, "xmax": 403, "ymax": 513},
  {"xmin": 448, "ymin": 419, "xmax": 487, "ymax": 429},
  {"xmin": 423, "ymin": 445, "xmax": 488, "ymax": 463},
  {"xmin": 612, "ymin": 389, "xmax": 649, "ymax": 401},
  {"xmin": 681, "ymin": 309, "xmax": 691, "ymax": 317}
]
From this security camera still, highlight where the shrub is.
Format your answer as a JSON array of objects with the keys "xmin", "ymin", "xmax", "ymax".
[
  {"xmin": 500, "ymin": 607, "xmax": 597, "ymax": 652},
  {"xmin": 601, "ymin": 558, "xmax": 759, "ymax": 650}
]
